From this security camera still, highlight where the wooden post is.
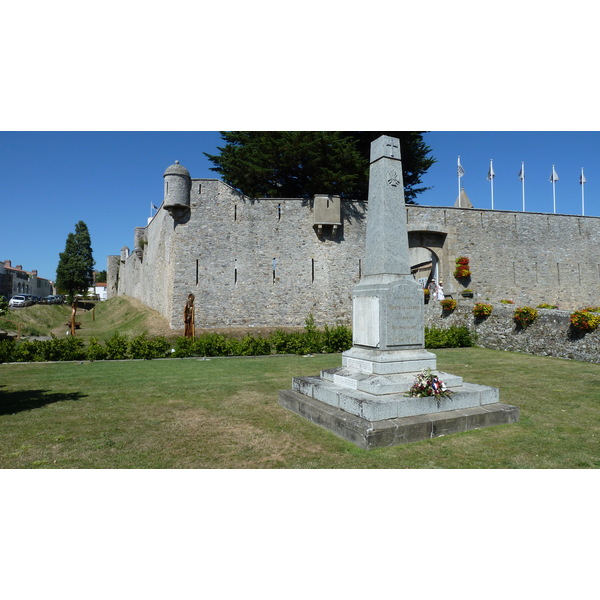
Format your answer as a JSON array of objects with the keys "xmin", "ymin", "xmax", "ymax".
[{"xmin": 70, "ymin": 301, "xmax": 77, "ymax": 336}]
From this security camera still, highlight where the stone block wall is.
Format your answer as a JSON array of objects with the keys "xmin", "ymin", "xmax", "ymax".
[
  {"xmin": 424, "ymin": 301, "xmax": 600, "ymax": 364},
  {"xmin": 108, "ymin": 176, "xmax": 600, "ymax": 330},
  {"xmin": 410, "ymin": 206, "xmax": 600, "ymax": 309},
  {"xmin": 173, "ymin": 180, "xmax": 367, "ymax": 329}
]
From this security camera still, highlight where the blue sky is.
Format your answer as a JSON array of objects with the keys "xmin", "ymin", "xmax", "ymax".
[{"xmin": 1, "ymin": 131, "xmax": 598, "ymax": 282}]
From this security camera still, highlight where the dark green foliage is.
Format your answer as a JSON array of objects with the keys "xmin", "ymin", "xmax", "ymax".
[
  {"xmin": 204, "ymin": 131, "xmax": 435, "ymax": 203},
  {"xmin": 0, "ymin": 296, "xmax": 8, "ymax": 317},
  {"xmin": 425, "ymin": 325, "xmax": 475, "ymax": 349},
  {"xmin": 11, "ymin": 336, "xmax": 87, "ymax": 362},
  {"xmin": 0, "ymin": 339, "xmax": 16, "ymax": 363},
  {"xmin": 128, "ymin": 333, "xmax": 170, "ymax": 360},
  {"xmin": 322, "ymin": 324, "xmax": 353, "ymax": 353},
  {"xmin": 1, "ymin": 322, "xmax": 474, "ymax": 363},
  {"xmin": 104, "ymin": 333, "xmax": 130, "ymax": 360},
  {"xmin": 55, "ymin": 221, "xmax": 95, "ymax": 301},
  {"xmin": 236, "ymin": 335, "xmax": 272, "ymax": 356},
  {"xmin": 87, "ymin": 338, "xmax": 108, "ymax": 361}
]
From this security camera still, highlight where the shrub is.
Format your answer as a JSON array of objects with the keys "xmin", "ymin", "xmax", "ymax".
[
  {"xmin": 13, "ymin": 340, "xmax": 44, "ymax": 362},
  {"xmin": 537, "ymin": 303, "xmax": 558, "ymax": 309},
  {"xmin": 582, "ymin": 306, "xmax": 600, "ymax": 313},
  {"xmin": 513, "ymin": 307, "xmax": 538, "ymax": 328},
  {"xmin": 322, "ymin": 324, "xmax": 352, "ymax": 353},
  {"xmin": 129, "ymin": 333, "xmax": 171, "ymax": 359},
  {"xmin": 425, "ymin": 325, "xmax": 475, "ymax": 348},
  {"xmin": 473, "ymin": 302, "xmax": 492, "ymax": 318},
  {"xmin": 500, "ymin": 299, "xmax": 514, "ymax": 304},
  {"xmin": 194, "ymin": 333, "xmax": 236, "ymax": 357},
  {"xmin": 0, "ymin": 339, "xmax": 16, "ymax": 363},
  {"xmin": 87, "ymin": 337, "xmax": 108, "ymax": 361},
  {"xmin": 440, "ymin": 299, "xmax": 457, "ymax": 312},
  {"xmin": 0, "ymin": 296, "xmax": 8, "ymax": 317},
  {"xmin": 40, "ymin": 336, "xmax": 87, "ymax": 362},
  {"xmin": 237, "ymin": 334, "xmax": 272, "ymax": 356},
  {"xmin": 171, "ymin": 336, "xmax": 196, "ymax": 358},
  {"xmin": 570, "ymin": 310, "xmax": 600, "ymax": 332},
  {"xmin": 104, "ymin": 333, "xmax": 130, "ymax": 360}
]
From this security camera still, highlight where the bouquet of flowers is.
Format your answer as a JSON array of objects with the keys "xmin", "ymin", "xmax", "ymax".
[{"xmin": 407, "ymin": 368, "xmax": 452, "ymax": 406}]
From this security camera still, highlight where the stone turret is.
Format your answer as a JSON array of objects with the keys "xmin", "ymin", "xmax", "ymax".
[{"xmin": 163, "ymin": 160, "xmax": 191, "ymax": 218}]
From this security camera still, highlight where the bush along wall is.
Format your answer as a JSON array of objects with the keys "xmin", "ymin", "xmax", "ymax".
[
  {"xmin": 424, "ymin": 302, "xmax": 600, "ymax": 363},
  {"xmin": 0, "ymin": 316, "xmax": 479, "ymax": 364}
]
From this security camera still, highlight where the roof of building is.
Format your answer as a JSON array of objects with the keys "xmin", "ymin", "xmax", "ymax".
[
  {"xmin": 163, "ymin": 160, "xmax": 190, "ymax": 177},
  {"xmin": 454, "ymin": 187, "xmax": 473, "ymax": 209}
]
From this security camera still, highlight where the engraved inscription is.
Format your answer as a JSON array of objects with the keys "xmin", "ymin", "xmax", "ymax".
[{"xmin": 384, "ymin": 280, "xmax": 424, "ymax": 347}]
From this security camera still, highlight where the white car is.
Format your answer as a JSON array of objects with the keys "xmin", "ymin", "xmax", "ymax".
[{"xmin": 9, "ymin": 295, "xmax": 29, "ymax": 307}]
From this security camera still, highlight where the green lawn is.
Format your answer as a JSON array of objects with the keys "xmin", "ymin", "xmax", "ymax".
[{"xmin": 1, "ymin": 347, "xmax": 599, "ymax": 468}]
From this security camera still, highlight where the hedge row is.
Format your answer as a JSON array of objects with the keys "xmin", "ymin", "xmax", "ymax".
[{"xmin": 0, "ymin": 322, "xmax": 474, "ymax": 364}]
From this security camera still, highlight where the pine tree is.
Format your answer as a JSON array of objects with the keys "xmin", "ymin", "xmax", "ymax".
[
  {"xmin": 56, "ymin": 221, "xmax": 95, "ymax": 301},
  {"xmin": 204, "ymin": 131, "xmax": 435, "ymax": 203}
]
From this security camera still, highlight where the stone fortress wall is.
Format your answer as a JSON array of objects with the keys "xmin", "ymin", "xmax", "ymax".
[{"xmin": 108, "ymin": 162, "xmax": 600, "ymax": 330}]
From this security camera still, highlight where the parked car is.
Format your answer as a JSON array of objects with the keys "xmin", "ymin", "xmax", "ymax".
[{"xmin": 9, "ymin": 295, "xmax": 30, "ymax": 307}]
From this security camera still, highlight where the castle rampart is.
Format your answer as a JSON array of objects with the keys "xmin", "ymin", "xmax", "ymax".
[{"xmin": 108, "ymin": 166, "xmax": 600, "ymax": 330}]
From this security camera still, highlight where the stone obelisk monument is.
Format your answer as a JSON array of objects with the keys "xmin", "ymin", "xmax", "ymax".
[{"xmin": 279, "ymin": 135, "xmax": 519, "ymax": 449}]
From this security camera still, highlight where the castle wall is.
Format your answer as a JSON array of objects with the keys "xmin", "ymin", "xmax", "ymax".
[
  {"xmin": 108, "ymin": 178, "xmax": 600, "ymax": 330},
  {"xmin": 114, "ymin": 204, "xmax": 176, "ymax": 322},
  {"xmin": 410, "ymin": 206, "xmax": 600, "ymax": 309},
  {"xmin": 171, "ymin": 180, "xmax": 366, "ymax": 329}
]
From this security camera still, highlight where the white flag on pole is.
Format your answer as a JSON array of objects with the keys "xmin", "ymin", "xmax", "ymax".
[
  {"xmin": 457, "ymin": 156, "xmax": 465, "ymax": 177},
  {"xmin": 518, "ymin": 163, "xmax": 525, "ymax": 181},
  {"xmin": 487, "ymin": 161, "xmax": 495, "ymax": 180},
  {"xmin": 580, "ymin": 169, "xmax": 586, "ymax": 185},
  {"xmin": 550, "ymin": 166, "xmax": 559, "ymax": 182}
]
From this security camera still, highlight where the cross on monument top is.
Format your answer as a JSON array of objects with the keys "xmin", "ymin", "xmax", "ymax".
[{"xmin": 370, "ymin": 135, "xmax": 401, "ymax": 162}]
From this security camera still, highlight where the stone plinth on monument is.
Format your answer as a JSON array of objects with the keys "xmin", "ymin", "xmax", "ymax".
[{"xmin": 279, "ymin": 135, "xmax": 519, "ymax": 449}]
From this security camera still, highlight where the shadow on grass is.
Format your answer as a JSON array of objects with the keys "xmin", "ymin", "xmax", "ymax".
[{"xmin": 0, "ymin": 385, "xmax": 87, "ymax": 415}]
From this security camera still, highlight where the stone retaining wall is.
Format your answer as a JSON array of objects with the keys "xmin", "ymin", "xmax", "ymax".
[{"xmin": 424, "ymin": 301, "xmax": 600, "ymax": 363}]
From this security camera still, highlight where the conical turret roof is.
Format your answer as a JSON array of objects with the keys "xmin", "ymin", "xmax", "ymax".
[{"xmin": 454, "ymin": 187, "xmax": 473, "ymax": 208}]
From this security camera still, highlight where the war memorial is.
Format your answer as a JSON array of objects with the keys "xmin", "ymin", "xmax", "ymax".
[{"xmin": 278, "ymin": 136, "xmax": 519, "ymax": 448}]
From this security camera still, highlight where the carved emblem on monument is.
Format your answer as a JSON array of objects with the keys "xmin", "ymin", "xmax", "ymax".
[{"xmin": 387, "ymin": 171, "xmax": 400, "ymax": 187}]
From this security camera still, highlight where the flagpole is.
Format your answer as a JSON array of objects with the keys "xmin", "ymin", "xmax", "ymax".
[
  {"xmin": 457, "ymin": 155, "xmax": 462, "ymax": 207},
  {"xmin": 487, "ymin": 159, "xmax": 494, "ymax": 209},
  {"xmin": 521, "ymin": 162, "xmax": 525, "ymax": 211},
  {"xmin": 491, "ymin": 168, "xmax": 494, "ymax": 210},
  {"xmin": 552, "ymin": 165, "xmax": 557, "ymax": 214},
  {"xmin": 581, "ymin": 167, "xmax": 586, "ymax": 216}
]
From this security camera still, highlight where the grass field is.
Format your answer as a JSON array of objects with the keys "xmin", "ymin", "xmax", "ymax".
[
  {"xmin": 0, "ymin": 296, "xmax": 177, "ymax": 340},
  {"xmin": 1, "ymin": 347, "xmax": 599, "ymax": 468}
]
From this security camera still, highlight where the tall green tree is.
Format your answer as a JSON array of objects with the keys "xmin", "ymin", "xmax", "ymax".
[
  {"xmin": 56, "ymin": 221, "xmax": 95, "ymax": 300},
  {"xmin": 204, "ymin": 131, "xmax": 435, "ymax": 203}
]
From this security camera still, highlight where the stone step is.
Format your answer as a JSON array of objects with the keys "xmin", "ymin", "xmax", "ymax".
[
  {"xmin": 279, "ymin": 388, "xmax": 520, "ymax": 450},
  {"xmin": 292, "ymin": 375, "xmax": 498, "ymax": 422},
  {"xmin": 320, "ymin": 366, "xmax": 463, "ymax": 396}
]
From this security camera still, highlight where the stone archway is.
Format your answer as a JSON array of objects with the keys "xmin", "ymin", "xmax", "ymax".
[{"xmin": 408, "ymin": 230, "xmax": 448, "ymax": 289}]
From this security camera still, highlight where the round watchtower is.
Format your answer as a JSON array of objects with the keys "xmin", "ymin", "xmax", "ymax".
[{"xmin": 163, "ymin": 160, "xmax": 191, "ymax": 217}]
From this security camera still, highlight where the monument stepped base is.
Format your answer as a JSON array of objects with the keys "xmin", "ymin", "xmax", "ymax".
[{"xmin": 278, "ymin": 389, "xmax": 520, "ymax": 450}]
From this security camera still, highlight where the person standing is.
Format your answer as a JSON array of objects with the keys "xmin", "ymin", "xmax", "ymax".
[{"xmin": 436, "ymin": 281, "xmax": 445, "ymax": 301}]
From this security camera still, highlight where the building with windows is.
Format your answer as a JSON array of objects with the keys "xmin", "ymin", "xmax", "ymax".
[{"xmin": 0, "ymin": 260, "xmax": 54, "ymax": 299}]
